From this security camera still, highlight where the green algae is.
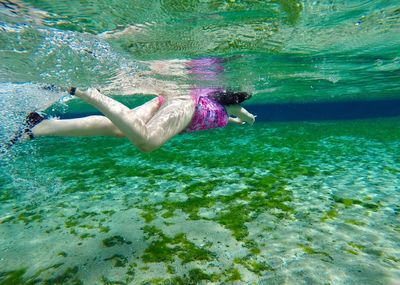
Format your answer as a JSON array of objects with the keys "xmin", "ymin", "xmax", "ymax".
[
  {"xmin": 161, "ymin": 210, "xmax": 174, "ymax": 219},
  {"xmin": 79, "ymin": 224, "xmax": 95, "ymax": 229},
  {"xmin": 158, "ymin": 268, "xmax": 217, "ymax": 284},
  {"xmin": 101, "ymin": 276, "xmax": 127, "ymax": 285},
  {"xmin": 141, "ymin": 208, "xmax": 156, "ymax": 223},
  {"xmin": 0, "ymin": 215, "xmax": 14, "ymax": 224},
  {"xmin": 149, "ymin": 266, "xmax": 242, "ymax": 284},
  {"xmin": 16, "ymin": 210, "xmax": 44, "ymax": 225},
  {"xmin": 346, "ymin": 242, "xmax": 365, "ymax": 255},
  {"xmin": 184, "ymin": 269, "xmax": 215, "ymax": 282},
  {"xmin": 142, "ymin": 226, "xmax": 215, "ymax": 264},
  {"xmin": 299, "ymin": 244, "xmax": 334, "ymax": 262},
  {"xmin": 142, "ymin": 240, "xmax": 174, "ymax": 263},
  {"xmin": 126, "ymin": 263, "xmax": 136, "ymax": 281},
  {"xmin": 70, "ymin": 228, "xmax": 78, "ymax": 236},
  {"xmin": 320, "ymin": 208, "xmax": 338, "ymax": 222},
  {"xmin": 64, "ymin": 211, "xmax": 98, "ymax": 230},
  {"xmin": 140, "ymin": 170, "xmax": 296, "ymax": 244},
  {"xmin": 104, "ymin": 254, "xmax": 128, "ymax": 268},
  {"xmin": 333, "ymin": 196, "xmax": 381, "ymax": 211},
  {"xmin": 0, "ymin": 186, "xmax": 13, "ymax": 203},
  {"xmin": 364, "ymin": 248, "xmax": 385, "ymax": 258},
  {"xmin": 56, "ymin": 202, "xmax": 68, "ymax": 208},
  {"xmin": 214, "ymin": 175, "xmax": 294, "ymax": 240},
  {"xmin": 386, "ymin": 256, "xmax": 400, "ymax": 263},
  {"xmin": 49, "ymin": 263, "xmax": 64, "ymax": 270},
  {"xmin": 246, "ymin": 175, "xmax": 294, "ymax": 216},
  {"xmin": 346, "ymin": 249, "xmax": 359, "ymax": 255},
  {"xmin": 174, "ymin": 195, "xmax": 215, "ymax": 220},
  {"xmin": 101, "ymin": 210, "xmax": 116, "ymax": 216},
  {"xmin": 166, "ymin": 265, "xmax": 175, "ymax": 274},
  {"xmin": 142, "ymin": 225, "xmax": 163, "ymax": 237},
  {"xmin": 0, "ymin": 269, "xmax": 34, "ymax": 285},
  {"xmin": 175, "ymin": 235, "xmax": 216, "ymax": 264},
  {"xmin": 80, "ymin": 233, "xmax": 96, "ymax": 239},
  {"xmin": 216, "ymin": 204, "xmax": 249, "ymax": 240},
  {"xmin": 273, "ymin": 0, "xmax": 303, "ymax": 25},
  {"xmin": 0, "ymin": 264, "xmax": 81, "ymax": 285},
  {"xmin": 99, "ymin": 225, "xmax": 111, "ymax": 233},
  {"xmin": 348, "ymin": 242, "xmax": 366, "ymax": 251},
  {"xmin": 322, "ymin": 196, "xmax": 382, "ymax": 222},
  {"xmin": 142, "ymin": 278, "xmax": 164, "ymax": 284},
  {"xmin": 159, "ymin": 180, "xmax": 222, "ymax": 220},
  {"xmin": 243, "ymin": 239, "xmax": 261, "ymax": 255},
  {"xmin": 344, "ymin": 219, "xmax": 365, "ymax": 226},
  {"xmin": 58, "ymin": 252, "xmax": 68, "ymax": 257},
  {"xmin": 42, "ymin": 266, "xmax": 82, "ymax": 285},
  {"xmin": 224, "ymin": 267, "xmax": 242, "ymax": 282},
  {"xmin": 80, "ymin": 211, "xmax": 98, "ymax": 218},
  {"xmin": 65, "ymin": 219, "xmax": 79, "ymax": 228},
  {"xmin": 233, "ymin": 256, "xmax": 273, "ymax": 275},
  {"xmin": 384, "ymin": 166, "xmax": 399, "ymax": 174},
  {"xmin": 102, "ymin": 235, "xmax": 132, "ymax": 247}
]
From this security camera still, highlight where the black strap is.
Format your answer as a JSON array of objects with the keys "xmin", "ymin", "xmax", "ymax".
[{"xmin": 68, "ymin": 87, "xmax": 77, "ymax": 95}]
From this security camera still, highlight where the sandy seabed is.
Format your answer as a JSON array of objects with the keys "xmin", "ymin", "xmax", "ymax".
[{"xmin": 1, "ymin": 121, "xmax": 399, "ymax": 284}]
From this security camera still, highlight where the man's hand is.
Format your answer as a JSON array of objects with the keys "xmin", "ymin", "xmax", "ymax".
[{"xmin": 229, "ymin": 117, "xmax": 245, "ymax": 125}]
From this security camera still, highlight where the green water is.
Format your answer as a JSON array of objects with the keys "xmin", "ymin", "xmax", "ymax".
[{"xmin": 1, "ymin": 1, "xmax": 400, "ymax": 284}]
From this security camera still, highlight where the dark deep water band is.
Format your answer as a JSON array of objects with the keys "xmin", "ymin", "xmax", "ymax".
[
  {"xmin": 55, "ymin": 98, "xmax": 400, "ymax": 122},
  {"xmin": 245, "ymin": 98, "xmax": 400, "ymax": 122}
]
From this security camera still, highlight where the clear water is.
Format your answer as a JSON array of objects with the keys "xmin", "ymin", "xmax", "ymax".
[{"xmin": 0, "ymin": 1, "xmax": 399, "ymax": 284}]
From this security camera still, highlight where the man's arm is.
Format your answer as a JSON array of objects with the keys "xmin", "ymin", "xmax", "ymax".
[{"xmin": 226, "ymin": 105, "xmax": 256, "ymax": 125}]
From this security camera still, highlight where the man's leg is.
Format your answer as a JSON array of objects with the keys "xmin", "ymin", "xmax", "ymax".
[
  {"xmin": 74, "ymin": 88, "xmax": 194, "ymax": 152},
  {"xmin": 32, "ymin": 96, "xmax": 163, "ymax": 137},
  {"xmin": 32, "ymin": 116, "xmax": 124, "ymax": 137}
]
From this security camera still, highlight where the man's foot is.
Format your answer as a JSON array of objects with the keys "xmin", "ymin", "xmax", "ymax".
[
  {"xmin": 4, "ymin": 112, "xmax": 46, "ymax": 149},
  {"xmin": 24, "ymin": 112, "xmax": 45, "ymax": 139},
  {"xmin": 68, "ymin": 87, "xmax": 100, "ymax": 98},
  {"xmin": 68, "ymin": 86, "xmax": 77, "ymax": 95}
]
